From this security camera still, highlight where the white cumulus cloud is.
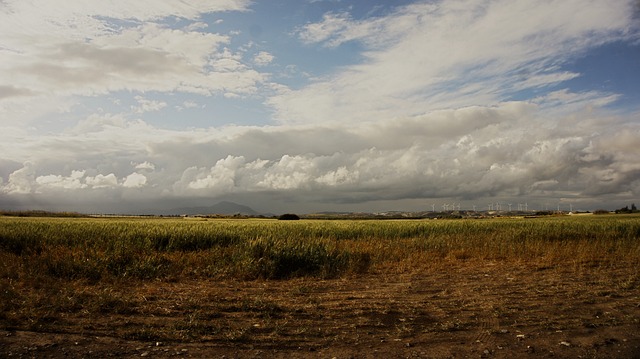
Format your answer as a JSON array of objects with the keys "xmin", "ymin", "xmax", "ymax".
[
  {"xmin": 253, "ymin": 51, "xmax": 275, "ymax": 66},
  {"xmin": 123, "ymin": 173, "xmax": 148, "ymax": 188},
  {"xmin": 85, "ymin": 174, "xmax": 119, "ymax": 189}
]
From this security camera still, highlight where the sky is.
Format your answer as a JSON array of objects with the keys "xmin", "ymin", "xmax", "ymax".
[{"xmin": 1, "ymin": 0, "xmax": 640, "ymax": 214}]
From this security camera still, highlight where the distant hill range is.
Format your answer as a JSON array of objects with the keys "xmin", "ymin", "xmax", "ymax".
[{"xmin": 169, "ymin": 201, "xmax": 261, "ymax": 216}]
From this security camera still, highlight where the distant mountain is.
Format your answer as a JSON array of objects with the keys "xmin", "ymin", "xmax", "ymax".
[{"xmin": 169, "ymin": 201, "xmax": 260, "ymax": 216}]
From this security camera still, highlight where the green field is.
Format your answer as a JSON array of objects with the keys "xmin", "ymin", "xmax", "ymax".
[{"xmin": 2, "ymin": 214, "xmax": 639, "ymax": 282}]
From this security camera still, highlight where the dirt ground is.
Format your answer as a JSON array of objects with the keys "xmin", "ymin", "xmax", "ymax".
[{"xmin": 2, "ymin": 261, "xmax": 640, "ymax": 358}]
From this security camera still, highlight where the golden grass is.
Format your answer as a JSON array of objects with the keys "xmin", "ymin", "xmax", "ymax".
[{"xmin": 1, "ymin": 215, "xmax": 639, "ymax": 283}]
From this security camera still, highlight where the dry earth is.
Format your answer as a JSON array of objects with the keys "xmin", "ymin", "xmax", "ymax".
[{"xmin": 2, "ymin": 261, "xmax": 640, "ymax": 358}]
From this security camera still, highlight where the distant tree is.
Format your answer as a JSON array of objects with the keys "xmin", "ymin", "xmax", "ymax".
[
  {"xmin": 278, "ymin": 213, "xmax": 300, "ymax": 220},
  {"xmin": 534, "ymin": 211, "xmax": 554, "ymax": 216},
  {"xmin": 632, "ymin": 203, "xmax": 638, "ymax": 212},
  {"xmin": 593, "ymin": 209, "xmax": 610, "ymax": 215},
  {"xmin": 615, "ymin": 205, "xmax": 632, "ymax": 214}
]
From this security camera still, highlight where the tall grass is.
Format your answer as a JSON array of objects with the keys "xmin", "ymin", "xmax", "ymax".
[{"xmin": 1, "ymin": 215, "xmax": 639, "ymax": 282}]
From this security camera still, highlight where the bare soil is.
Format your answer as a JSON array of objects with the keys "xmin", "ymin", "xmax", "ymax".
[{"xmin": 2, "ymin": 261, "xmax": 640, "ymax": 358}]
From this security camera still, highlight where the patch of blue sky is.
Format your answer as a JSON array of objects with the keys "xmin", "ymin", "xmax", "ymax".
[
  {"xmin": 504, "ymin": 84, "xmax": 564, "ymax": 104},
  {"xmin": 502, "ymin": 40, "xmax": 640, "ymax": 112},
  {"xmin": 79, "ymin": 91, "xmax": 272, "ymax": 129},
  {"xmin": 201, "ymin": 1, "xmax": 368, "ymax": 79},
  {"xmin": 560, "ymin": 40, "xmax": 640, "ymax": 112},
  {"xmin": 91, "ymin": 15, "xmax": 141, "ymax": 33},
  {"xmin": 305, "ymin": 0, "xmax": 417, "ymax": 19},
  {"xmin": 154, "ymin": 94, "xmax": 273, "ymax": 129}
]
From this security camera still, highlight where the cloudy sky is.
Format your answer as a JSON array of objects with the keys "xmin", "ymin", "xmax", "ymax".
[{"xmin": 1, "ymin": 0, "xmax": 639, "ymax": 214}]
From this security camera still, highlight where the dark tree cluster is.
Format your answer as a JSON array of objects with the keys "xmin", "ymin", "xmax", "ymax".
[
  {"xmin": 278, "ymin": 213, "xmax": 300, "ymax": 220},
  {"xmin": 615, "ymin": 203, "xmax": 638, "ymax": 214}
]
